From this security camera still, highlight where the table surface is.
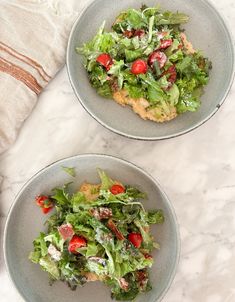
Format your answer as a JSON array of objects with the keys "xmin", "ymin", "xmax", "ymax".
[{"xmin": 1, "ymin": 0, "xmax": 235, "ymax": 301}]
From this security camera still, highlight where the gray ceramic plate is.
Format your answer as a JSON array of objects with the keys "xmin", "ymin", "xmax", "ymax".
[
  {"xmin": 4, "ymin": 154, "xmax": 180, "ymax": 302},
  {"xmin": 67, "ymin": 0, "xmax": 234, "ymax": 140}
]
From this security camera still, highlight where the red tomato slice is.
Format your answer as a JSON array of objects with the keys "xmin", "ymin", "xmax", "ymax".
[
  {"xmin": 42, "ymin": 206, "xmax": 53, "ymax": 214},
  {"xmin": 68, "ymin": 235, "xmax": 87, "ymax": 254},
  {"xmin": 35, "ymin": 195, "xmax": 48, "ymax": 207},
  {"xmin": 35, "ymin": 195, "xmax": 54, "ymax": 214},
  {"xmin": 96, "ymin": 53, "xmax": 113, "ymax": 70},
  {"xmin": 159, "ymin": 39, "xmax": 172, "ymax": 49},
  {"xmin": 128, "ymin": 233, "xmax": 142, "ymax": 248},
  {"xmin": 148, "ymin": 51, "xmax": 167, "ymax": 69},
  {"xmin": 134, "ymin": 29, "xmax": 145, "ymax": 38},
  {"xmin": 110, "ymin": 184, "xmax": 125, "ymax": 195},
  {"xmin": 131, "ymin": 59, "xmax": 148, "ymax": 75},
  {"xmin": 167, "ymin": 65, "xmax": 177, "ymax": 83},
  {"xmin": 123, "ymin": 30, "xmax": 134, "ymax": 38},
  {"xmin": 58, "ymin": 223, "xmax": 74, "ymax": 240}
]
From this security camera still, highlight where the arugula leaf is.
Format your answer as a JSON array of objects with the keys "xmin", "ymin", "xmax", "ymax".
[
  {"xmin": 155, "ymin": 11, "xmax": 189, "ymax": 25},
  {"xmin": 147, "ymin": 210, "xmax": 165, "ymax": 224},
  {"xmin": 169, "ymin": 50, "xmax": 184, "ymax": 62},
  {"xmin": 96, "ymin": 82, "xmax": 112, "ymax": 98},
  {"xmin": 108, "ymin": 274, "xmax": 139, "ymax": 301},
  {"xmin": 97, "ymin": 169, "xmax": 114, "ymax": 190},
  {"xmin": 52, "ymin": 184, "xmax": 71, "ymax": 209},
  {"xmin": 65, "ymin": 212, "xmax": 95, "ymax": 240},
  {"xmin": 139, "ymin": 73, "xmax": 165, "ymax": 104},
  {"xmin": 125, "ymin": 9, "xmax": 147, "ymax": 29},
  {"xmin": 62, "ymin": 166, "xmax": 76, "ymax": 177},
  {"xmin": 176, "ymin": 56, "xmax": 192, "ymax": 74},
  {"xmin": 30, "ymin": 232, "xmax": 48, "ymax": 260},
  {"xmin": 125, "ymin": 186, "xmax": 147, "ymax": 199},
  {"xmin": 112, "ymin": 286, "xmax": 139, "ymax": 301},
  {"xmin": 176, "ymin": 93, "xmax": 201, "ymax": 113},
  {"xmin": 71, "ymin": 192, "xmax": 87, "ymax": 212}
]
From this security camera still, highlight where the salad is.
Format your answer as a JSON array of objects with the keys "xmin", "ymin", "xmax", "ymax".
[
  {"xmin": 29, "ymin": 169, "xmax": 164, "ymax": 301},
  {"xmin": 77, "ymin": 5, "xmax": 211, "ymax": 123}
]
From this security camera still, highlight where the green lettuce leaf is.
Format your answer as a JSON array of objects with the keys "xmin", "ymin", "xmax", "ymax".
[
  {"xmin": 167, "ymin": 84, "xmax": 180, "ymax": 105},
  {"xmin": 124, "ymin": 49, "xmax": 143, "ymax": 62},
  {"xmin": 97, "ymin": 169, "xmax": 114, "ymax": 190},
  {"xmin": 29, "ymin": 232, "xmax": 48, "ymax": 262},
  {"xmin": 52, "ymin": 184, "xmax": 71, "ymax": 209},
  {"xmin": 29, "ymin": 250, "xmax": 41, "ymax": 264},
  {"xmin": 62, "ymin": 166, "xmax": 76, "ymax": 177},
  {"xmin": 147, "ymin": 210, "xmax": 165, "ymax": 224},
  {"xmin": 39, "ymin": 255, "xmax": 60, "ymax": 280},
  {"xmin": 124, "ymin": 83, "xmax": 145, "ymax": 99},
  {"xmin": 44, "ymin": 231, "xmax": 64, "ymax": 251},
  {"xmin": 176, "ymin": 93, "xmax": 201, "ymax": 113},
  {"xmin": 71, "ymin": 192, "xmax": 87, "ymax": 212},
  {"xmin": 155, "ymin": 11, "xmax": 189, "ymax": 25}
]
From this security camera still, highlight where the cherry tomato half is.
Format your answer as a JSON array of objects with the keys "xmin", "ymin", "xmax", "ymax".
[
  {"xmin": 159, "ymin": 39, "xmax": 172, "ymax": 49},
  {"xmin": 148, "ymin": 51, "xmax": 167, "ymax": 69},
  {"xmin": 58, "ymin": 223, "xmax": 74, "ymax": 240},
  {"xmin": 35, "ymin": 195, "xmax": 48, "ymax": 207},
  {"xmin": 131, "ymin": 59, "xmax": 148, "ymax": 75},
  {"xmin": 35, "ymin": 195, "xmax": 54, "ymax": 214},
  {"xmin": 96, "ymin": 53, "xmax": 113, "ymax": 70},
  {"xmin": 110, "ymin": 184, "xmax": 125, "ymax": 195},
  {"xmin": 68, "ymin": 235, "xmax": 87, "ymax": 254},
  {"xmin": 128, "ymin": 233, "xmax": 143, "ymax": 248},
  {"xmin": 42, "ymin": 206, "xmax": 53, "ymax": 214}
]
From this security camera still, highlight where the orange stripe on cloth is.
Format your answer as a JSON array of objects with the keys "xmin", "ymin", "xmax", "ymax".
[
  {"xmin": 0, "ymin": 56, "xmax": 42, "ymax": 95},
  {"xmin": 0, "ymin": 41, "xmax": 51, "ymax": 82}
]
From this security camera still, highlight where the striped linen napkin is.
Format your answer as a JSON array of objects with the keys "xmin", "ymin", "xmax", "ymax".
[{"xmin": 0, "ymin": 0, "xmax": 78, "ymax": 153}]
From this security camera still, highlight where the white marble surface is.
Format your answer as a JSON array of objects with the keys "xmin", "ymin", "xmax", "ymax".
[{"xmin": 1, "ymin": 0, "xmax": 235, "ymax": 301}]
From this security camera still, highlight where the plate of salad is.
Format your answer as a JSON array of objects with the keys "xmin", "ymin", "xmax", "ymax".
[
  {"xmin": 67, "ymin": 0, "xmax": 234, "ymax": 140},
  {"xmin": 4, "ymin": 154, "xmax": 180, "ymax": 302}
]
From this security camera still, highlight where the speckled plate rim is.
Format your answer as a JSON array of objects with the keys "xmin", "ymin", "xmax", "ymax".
[
  {"xmin": 66, "ymin": 0, "xmax": 235, "ymax": 141},
  {"xmin": 4, "ymin": 153, "xmax": 180, "ymax": 302}
]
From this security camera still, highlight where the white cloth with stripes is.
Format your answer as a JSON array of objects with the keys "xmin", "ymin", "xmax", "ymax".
[{"xmin": 0, "ymin": 0, "xmax": 78, "ymax": 153}]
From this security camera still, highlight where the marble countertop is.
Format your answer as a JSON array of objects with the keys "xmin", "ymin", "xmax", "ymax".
[{"xmin": 1, "ymin": 0, "xmax": 235, "ymax": 301}]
